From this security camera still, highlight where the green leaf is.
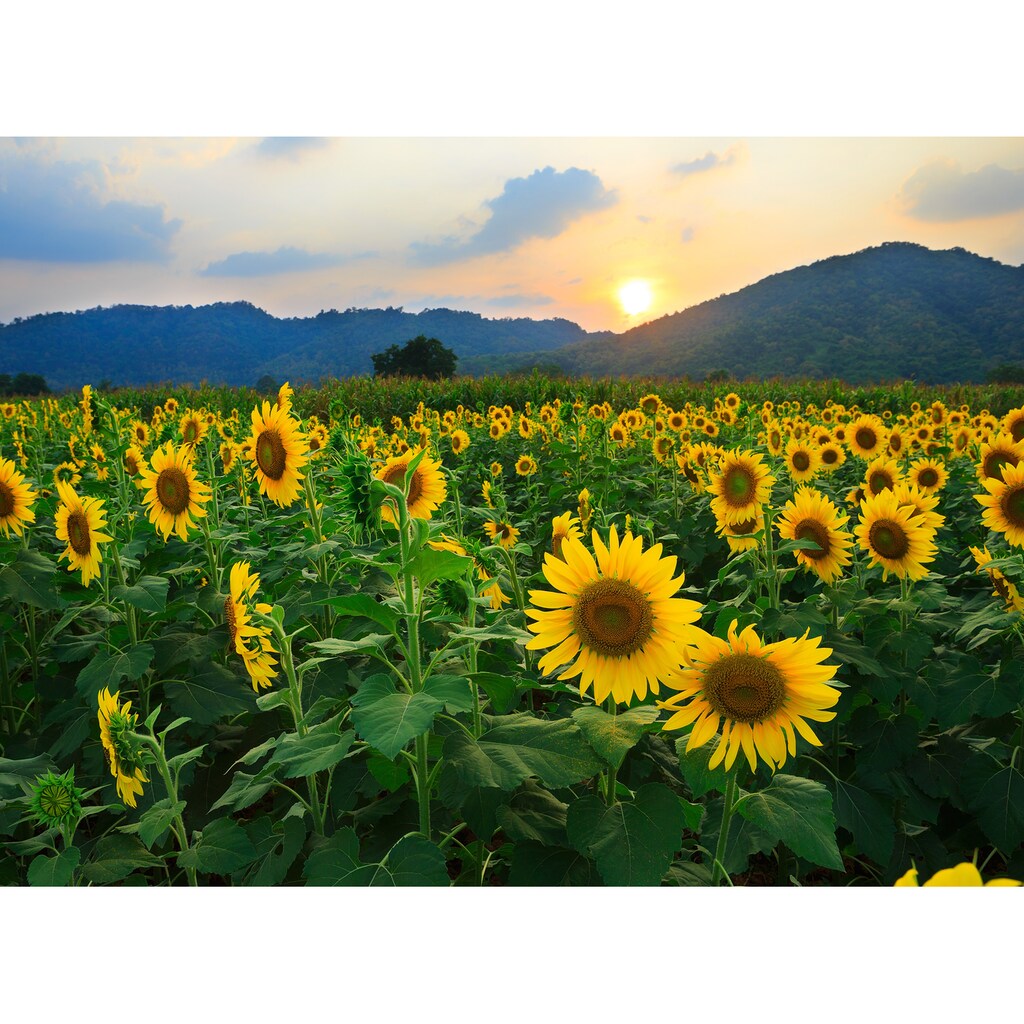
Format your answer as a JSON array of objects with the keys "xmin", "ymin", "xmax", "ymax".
[
  {"xmin": 571, "ymin": 705, "xmax": 660, "ymax": 769},
  {"xmin": 82, "ymin": 834, "xmax": 163, "ymax": 884},
  {"xmin": 138, "ymin": 798, "xmax": 186, "ymax": 849},
  {"xmin": 210, "ymin": 769, "xmax": 276, "ymax": 813},
  {"xmin": 968, "ymin": 764, "xmax": 1024, "ymax": 853},
  {"xmin": 421, "ymin": 673, "xmax": 475, "ymax": 713},
  {"xmin": 28, "ymin": 847, "xmax": 81, "ymax": 886},
  {"xmin": 846, "ymin": 710, "xmax": 918, "ymax": 772},
  {"xmin": 833, "ymin": 779, "xmax": 894, "ymax": 866},
  {"xmin": 248, "ymin": 816, "xmax": 307, "ymax": 886},
  {"xmin": 735, "ymin": 775, "xmax": 844, "ymax": 871},
  {"xmin": 303, "ymin": 828, "xmax": 374, "ymax": 885},
  {"xmin": 675, "ymin": 735, "xmax": 730, "ymax": 798},
  {"xmin": 384, "ymin": 835, "xmax": 450, "ymax": 886},
  {"xmin": 325, "ymin": 593, "xmax": 401, "ymax": 634},
  {"xmin": 469, "ymin": 671, "xmax": 519, "ymax": 714},
  {"xmin": 508, "ymin": 841, "xmax": 599, "ymax": 886},
  {"xmin": 408, "ymin": 547, "xmax": 474, "ymax": 588},
  {"xmin": 111, "ymin": 574, "xmax": 170, "ymax": 614},
  {"xmin": 271, "ymin": 725, "xmax": 356, "ymax": 778},
  {"xmin": 302, "ymin": 829, "xmax": 448, "ymax": 886},
  {"xmin": 309, "ymin": 634, "xmax": 396, "ymax": 658},
  {"xmin": 164, "ymin": 662, "xmax": 255, "ymax": 725},
  {"xmin": 566, "ymin": 783, "xmax": 686, "ymax": 886},
  {"xmin": 0, "ymin": 548, "xmax": 63, "ymax": 610},
  {"xmin": 366, "ymin": 753, "xmax": 411, "ymax": 792},
  {"xmin": 75, "ymin": 644, "xmax": 154, "ymax": 697},
  {"xmin": 443, "ymin": 713, "xmax": 603, "ymax": 791},
  {"xmin": 179, "ymin": 817, "xmax": 257, "ymax": 875},
  {"xmin": 0, "ymin": 754, "xmax": 55, "ymax": 797},
  {"xmin": 151, "ymin": 626, "xmax": 225, "ymax": 670},
  {"xmin": 350, "ymin": 690, "xmax": 442, "ymax": 761},
  {"xmin": 495, "ymin": 781, "xmax": 569, "ymax": 846}
]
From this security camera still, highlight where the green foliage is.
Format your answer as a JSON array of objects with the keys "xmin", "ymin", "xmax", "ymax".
[{"xmin": 371, "ymin": 334, "xmax": 458, "ymax": 381}]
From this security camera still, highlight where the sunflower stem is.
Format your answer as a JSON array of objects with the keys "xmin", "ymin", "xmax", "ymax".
[
  {"xmin": 604, "ymin": 697, "xmax": 619, "ymax": 806},
  {"xmin": 138, "ymin": 732, "xmax": 196, "ymax": 887},
  {"xmin": 711, "ymin": 769, "xmax": 739, "ymax": 886},
  {"xmin": 204, "ymin": 442, "xmax": 221, "ymax": 531}
]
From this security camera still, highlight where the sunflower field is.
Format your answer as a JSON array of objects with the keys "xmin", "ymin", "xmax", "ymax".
[{"xmin": 2, "ymin": 377, "xmax": 1024, "ymax": 887}]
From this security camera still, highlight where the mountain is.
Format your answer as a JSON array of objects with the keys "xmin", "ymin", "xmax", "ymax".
[
  {"xmin": 532, "ymin": 243, "xmax": 1024, "ymax": 384},
  {"xmin": 0, "ymin": 303, "xmax": 612, "ymax": 391}
]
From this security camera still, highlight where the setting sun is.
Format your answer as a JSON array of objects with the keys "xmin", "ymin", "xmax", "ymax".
[{"xmin": 618, "ymin": 279, "xmax": 653, "ymax": 316}]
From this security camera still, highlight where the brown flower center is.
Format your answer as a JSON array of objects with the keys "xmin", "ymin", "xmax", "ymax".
[
  {"xmin": 821, "ymin": 447, "xmax": 838, "ymax": 465},
  {"xmin": 0, "ymin": 480, "xmax": 14, "ymax": 518},
  {"xmin": 855, "ymin": 427, "xmax": 877, "ymax": 450},
  {"xmin": 1011, "ymin": 419, "xmax": 1024, "ymax": 443},
  {"xmin": 983, "ymin": 450, "xmax": 1018, "ymax": 482},
  {"xmin": 67, "ymin": 510, "xmax": 92, "ymax": 555},
  {"xmin": 722, "ymin": 465, "xmax": 756, "ymax": 506},
  {"xmin": 868, "ymin": 518, "xmax": 910, "ymax": 560},
  {"xmin": 791, "ymin": 450, "xmax": 810, "ymax": 472},
  {"xmin": 381, "ymin": 460, "xmax": 423, "ymax": 507},
  {"xmin": 572, "ymin": 579, "xmax": 653, "ymax": 658},
  {"xmin": 703, "ymin": 652, "xmax": 786, "ymax": 724},
  {"xmin": 868, "ymin": 469, "xmax": 894, "ymax": 494},
  {"xmin": 794, "ymin": 518, "xmax": 831, "ymax": 559},
  {"xmin": 156, "ymin": 467, "xmax": 191, "ymax": 515},
  {"xmin": 1001, "ymin": 485, "xmax": 1024, "ymax": 529},
  {"xmin": 256, "ymin": 429, "xmax": 287, "ymax": 480},
  {"xmin": 917, "ymin": 467, "xmax": 939, "ymax": 488},
  {"xmin": 182, "ymin": 420, "xmax": 199, "ymax": 444}
]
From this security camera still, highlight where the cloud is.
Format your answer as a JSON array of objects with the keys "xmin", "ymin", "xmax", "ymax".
[
  {"xmin": 252, "ymin": 137, "xmax": 331, "ymax": 161},
  {"xmin": 0, "ymin": 152, "xmax": 181, "ymax": 262},
  {"xmin": 411, "ymin": 166, "xmax": 617, "ymax": 266},
  {"xmin": 898, "ymin": 160, "xmax": 1024, "ymax": 221},
  {"xmin": 199, "ymin": 246, "xmax": 371, "ymax": 277},
  {"xmin": 671, "ymin": 148, "xmax": 737, "ymax": 178},
  {"xmin": 681, "ymin": 225, "xmax": 696, "ymax": 243}
]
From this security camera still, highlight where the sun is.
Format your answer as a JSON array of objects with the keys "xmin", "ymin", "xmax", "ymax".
[{"xmin": 618, "ymin": 279, "xmax": 653, "ymax": 316}]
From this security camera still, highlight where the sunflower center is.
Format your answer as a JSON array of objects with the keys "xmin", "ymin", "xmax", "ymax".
[
  {"xmin": 67, "ymin": 510, "xmax": 92, "ymax": 555},
  {"xmin": 125, "ymin": 454, "xmax": 139, "ymax": 476},
  {"xmin": 500, "ymin": 523, "xmax": 514, "ymax": 540},
  {"xmin": 1011, "ymin": 420, "xmax": 1024, "ymax": 443},
  {"xmin": 918, "ymin": 467, "xmax": 939, "ymax": 488},
  {"xmin": 868, "ymin": 470, "xmax": 893, "ymax": 494},
  {"xmin": 821, "ymin": 448, "xmax": 838, "ymax": 465},
  {"xmin": 855, "ymin": 427, "xmax": 877, "ymax": 450},
  {"xmin": 156, "ymin": 467, "xmax": 191, "ymax": 515},
  {"xmin": 572, "ymin": 579, "xmax": 653, "ymax": 658},
  {"xmin": 723, "ymin": 465, "xmax": 755, "ymax": 506},
  {"xmin": 794, "ymin": 518, "xmax": 831, "ymax": 559},
  {"xmin": 380, "ymin": 461, "xmax": 423, "ymax": 506},
  {"xmin": 0, "ymin": 480, "xmax": 14, "ymax": 517},
  {"xmin": 256, "ymin": 429, "xmax": 287, "ymax": 480},
  {"xmin": 703, "ymin": 653, "xmax": 786, "ymax": 724},
  {"xmin": 868, "ymin": 518, "xmax": 910, "ymax": 560},
  {"xmin": 791, "ymin": 451, "xmax": 810, "ymax": 472},
  {"xmin": 983, "ymin": 451, "xmax": 1017, "ymax": 481},
  {"xmin": 1001, "ymin": 486, "xmax": 1024, "ymax": 529},
  {"xmin": 182, "ymin": 421, "xmax": 199, "ymax": 443}
]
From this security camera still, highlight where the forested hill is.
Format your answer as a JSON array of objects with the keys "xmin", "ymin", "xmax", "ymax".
[
  {"xmin": 0, "ymin": 303, "xmax": 611, "ymax": 390},
  {"xmin": 535, "ymin": 243, "xmax": 1024, "ymax": 384}
]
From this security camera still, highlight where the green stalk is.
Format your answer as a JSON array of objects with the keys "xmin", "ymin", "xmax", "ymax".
[
  {"xmin": 711, "ymin": 770, "xmax": 738, "ymax": 886},
  {"xmin": 139, "ymin": 733, "xmax": 197, "ymax": 887},
  {"xmin": 604, "ymin": 697, "xmax": 619, "ymax": 806}
]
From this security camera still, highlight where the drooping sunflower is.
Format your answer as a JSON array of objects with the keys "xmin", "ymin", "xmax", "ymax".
[
  {"xmin": 484, "ymin": 520, "xmax": 520, "ymax": 549},
  {"xmin": 969, "ymin": 545, "xmax": 1024, "ymax": 614},
  {"xmin": 908, "ymin": 457, "xmax": 947, "ymax": 495},
  {"xmin": 784, "ymin": 438, "xmax": 820, "ymax": 483},
  {"xmin": 776, "ymin": 486, "xmax": 853, "ymax": 584},
  {"xmin": 375, "ymin": 448, "xmax": 447, "ymax": 525},
  {"xmin": 551, "ymin": 511, "xmax": 583, "ymax": 560},
  {"xmin": 863, "ymin": 456, "xmax": 901, "ymax": 496},
  {"xmin": 658, "ymin": 620, "xmax": 841, "ymax": 774},
  {"xmin": 854, "ymin": 488, "xmax": 938, "ymax": 580},
  {"xmin": 138, "ymin": 441, "xmax": 212, "ymax": 542},
  {"xmin": 525, "ymin": 525, "xmax": 703, "ymax": 705},
  {"xmin": 0, "ymin": 457, "xmax": 37, "ymax": 538},
  {"xmin": 225, "ymin": 561, "xmax": 279, "ymax": 691},
  {"xmin": 54, "ymin": 479, "xmax": 112, "ymax": 587},
  {"xmin": 976, "ymin": 461, "xmax": 1024, "ymax": 548},
  {"xmin": 716, "ymin": 513, "xmax": 763, "ymax": 554},
  {"xmin": 97, "ymin": 688, "xmax": 149, "ymax": 808},
  {"xmin": 708, "ymin": 449, "xmax": 775, "ymax": 526},
  {"xmin": 847, "ymin": 414, "xmax": 886, "ymax": 461},
  {"xmin": 246, "ymin": 400, "xmax": 310, "ymax": 507},
  {"xmin": 976, "ymin": 432, "xmax": 1024, "ymax": 485}
]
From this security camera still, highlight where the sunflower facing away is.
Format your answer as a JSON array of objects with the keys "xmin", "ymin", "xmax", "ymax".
[
  {"xmin": 970, "ymin": 545, "xmax": 1024, "ymax": 614},
  {"xmin": 247, "ymin": 400, "xmax": 310, "ymax": 507},
  {"xmin": 708, "ymin": 449, "xmax": 775, "ymax": 526},
  {"xmin": 138, "ymin": 441, "xmax": 212, "ymax": 541},
  {"xmin": 525, "ymin": 525, "xmax": 703, "ymax": 705},
  {"xmin": 975, "ymin": 461, "xmax": 1024, "ymax": 548},
  {"xmin": 375, "ymin": 448, "xmax": 447, "ymax": 526},
  {"xmin": 54, "ymin": 478, "xmax": 113, "ymax": 587},
  {"xmin": 658, "ymin": 620, "xmax": 841, "ymax": 774},
  {"xmin": 97, "ymin": 688, "xmax": 149, "ymax": 808},
  {"xmin": 0, "ymin": 456, "xmax": 37, "ymax": 538},
  {"xmin": 225, "ymin": 562, "xmax": 279, "ymax": 691},
  {"xmin": 776, "ymin": 486, "xmax": 853, "ymax": 584},
  {"xmin": 854, "ymin": 488, "xmax": 938, "ymax": 580}
]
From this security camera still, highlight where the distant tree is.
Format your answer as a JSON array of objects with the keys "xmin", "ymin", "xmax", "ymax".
[
  {"xmin": 10, "ymin": 372, "xmax": 49, "ymax": 396},
  {"xmin": 0, "ymin": 374, "xmax": 11, "ymax": 396},
  {"xmin": 704, "ymin": 368, "xmax": 732, "ymax": 384},
  {"xmin": 371, "ymin": 334, "xmax": 457, "ymax": 380},
  {"xmin": 255, "ymin": 374, "xmax": 279, "ymax": 394},
  {"xmin": 987, "ymin": 363, "xmax": 1024, "ymax": 384}
]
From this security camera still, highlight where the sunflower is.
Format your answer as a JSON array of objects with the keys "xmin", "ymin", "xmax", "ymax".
[
  {"xmin": 886, "ymin": 427, "xmax": 907, "ymax": 458},
  {"xmin": 854, "ymin": 489, "xmax": 938, "ymax": 580},
  {"xmin": 451, "ymin": 429, "xmax": 470, "ymax": 455},
  {"xmin": 863, "ymin": 456, "xmax": 901, "ymax": 496},
  {"xmin": 577, "ymin": 488, "xmax": 592, "ymax": 531},
  {"xmin": 130, "ymin": 420, "xmax": 151, "ymax": 446},
  {"xmin": 895, "ymin": 863, "xmax": 1021, "ymax": 887},
  {"xmin": 221, "ymin": 441, "xmax": 239, "ymax": 472},
  {"xmin": 784, "ymin": 438, "xmax": 820, "ymax": 483},
  {"xmin": 667, "ymin": 411, "xmax": 687, "ymax": 432},
  {"xmin": 609, "ymin": 423, "xmax": 629, "ymax": 447},
  {"xmin": 818, "ymin": 441, "xmax": 846, "ymax": 474},
  {"xmin": 675, "ymin": 454, "xmax": 705, "ymax": 494},
  {"xmin": 54, "ymin": 479, "xmax": 112, "ymax": 587},
  {"xmin": 163, "ymin": 397, "xmax": 179, "ymax": 415},
  {"xmin": 138, "ymin": 441, "xmax": 212, "ymax": 542},
  {"xmin": 97, "ymin": 688, "xmax": 149, "ymax": 808},
  {"xmin": 970, "ymin": 546, "xmax": 1024, "ymax": 614},
  {"xmin": 307, "ymin": 424, "xmax": 329, "ymax": 457},
  {"xmin": 551, "ymin": 511, "xmax": 583, "ymax": 560},
  {"xmin": 708, "ymin": 449, "xmax": 775, "ymax": 526},
  {"xmin": 716, "ymin": 513, "xmax": 763, "ymax": 554},
  {"xmin": 0, "ymin": 457, "xmax": 37, "ymax": 538},
  {"xmin": 123, "ymin": 445, "xmax": 144, "ymax": 479},
  {"xmin": 764, "ymin": 421, "xmax": 784, "ymax": 456},
  {"xmin": 653, "ymin": 434, "xmax": 675, "ymax": 464},
  {"xmin": 848, "ymin": 414, "xmax": 886, "ymax": 460},
  {"xmin": 247, "ymin": 400, "xmax": 310, "ymax": 507},
  {"xmin": 1002, "ymin": 406, "xmax": 1024, "ymax": 444},
  {"xmin": 225, "ymin": 562, "xmax": 279, "ymax": 691},
  {"xmin": 516, "ymin": 454, "xmax": 538, "ymax": 477},
  {"xmin": 484, "ymin": 520, "xmax": 520, "ymax": 549},
  {"xmin": 525, "ymin": 525, "xmax": 703, "ymax": 705},
  {"xmin": 976, "ymin": 461, "xmax": 1024, "ymax": 548},
  {"xmin": 658, "ymin": 620, "xmax": 840, "ymax": 774},
  {"xmin": 776, "ymin": 487, "xmax": 853, "ymax": 584},
  {"xmin": 178, "ymin": 411, "xmax": 206, "ymax": 447},
  {"xmin": 908, "ymin": 457, "xmax": 947, "ymax": 495},
  {"xmin": 976, "ymin": 432, "xmax": 1024, "ymax": 484},
  {"xmin": 375, "ymin": 448, "xmax": 447, "ymax": 525},
  {"xmin": 893, "ymin": 482, "xmax": 945, "ymax": 533},
  {"xmin": 489, "ymin": 420, "xmax": 507, "ymax": 441}
]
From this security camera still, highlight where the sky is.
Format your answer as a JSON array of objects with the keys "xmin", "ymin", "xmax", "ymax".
[{"xmin": 2, "ymin": 136, "xmax": 1023, "ymax": 333}]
